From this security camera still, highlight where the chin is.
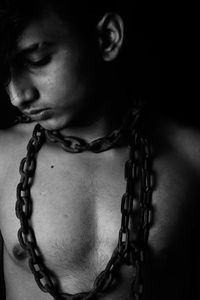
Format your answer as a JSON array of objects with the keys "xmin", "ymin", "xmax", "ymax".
[{"xmin": 38, "ymin": 115, "xmax": 73, "ymax": 131}]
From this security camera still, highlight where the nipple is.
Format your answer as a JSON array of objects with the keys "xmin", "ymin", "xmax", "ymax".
[{"xmin": 13, "ymin": 244, "xmax": 27, "ymax": 261}]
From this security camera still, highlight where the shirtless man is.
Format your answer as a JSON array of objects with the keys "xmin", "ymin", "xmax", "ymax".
[{"xmin": 0, "ymin": 1, "xmax": 199, "ymax": 300}]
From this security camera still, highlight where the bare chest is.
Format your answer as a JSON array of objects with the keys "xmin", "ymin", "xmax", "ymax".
[
  {"xmin": 0, "ymin": 147, "xmax": 130, "ymax": 289},
  {"xmin": 0, "ymin": 144, "xmax": 198, "ymax": 297}
]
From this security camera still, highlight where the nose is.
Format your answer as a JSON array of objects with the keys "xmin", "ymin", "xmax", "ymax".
[{"xmin": 7, "ymin": 77, "xmax": 39, "ymax": 109}]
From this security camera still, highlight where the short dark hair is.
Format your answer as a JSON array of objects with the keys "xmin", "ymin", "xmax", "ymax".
[
  {"xmin": 0, "ymin": 1, "xmax": 158, "ymax": 128},
  {"xmin": 0, "ymin": 0, "xmax": 133, "ymax": 84},
  {"xmin": 0, "ymin": 0, "xmax": 137, "ymax": 127}
]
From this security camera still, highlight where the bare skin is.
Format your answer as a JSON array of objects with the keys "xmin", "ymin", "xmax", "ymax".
[{"xmin": 0, "ymin": 113, "xmax": 200, "ymax": 300}]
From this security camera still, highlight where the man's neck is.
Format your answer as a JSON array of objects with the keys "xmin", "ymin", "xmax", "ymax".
[{"xmin": 59, "ymin": 110, "xmax": 123, "ymax": 142}]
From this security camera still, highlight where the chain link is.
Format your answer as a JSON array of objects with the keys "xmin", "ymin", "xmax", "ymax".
[
  {"xmin": 15, "ymin": 118, "xmax": 153, "ymax": 300},
  {"xmin": 45, "ymin": 110, "xmax": 140, "ymax": 153}
]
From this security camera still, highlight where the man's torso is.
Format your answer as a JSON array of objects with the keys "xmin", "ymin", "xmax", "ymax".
[{"xmin": 0, "ymin": 120, "xmax": 199, "ymax": 300}]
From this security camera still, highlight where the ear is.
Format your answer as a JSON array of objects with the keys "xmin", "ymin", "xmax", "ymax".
[{"xmin": 97, "ymin": 13, "xmax": 124, "ymax": 62}]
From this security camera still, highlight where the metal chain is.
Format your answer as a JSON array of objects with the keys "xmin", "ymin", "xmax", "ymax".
[
  {"xmin": 16, "ymin": 125, "xmax": 59, "ymax": 298},
  {"xmin": 129, "ymin": 130, "xmax": 153, "ymax": 299},
  {"xmin": 45, "ymin": 109, "xmax": 140, "ymax": 153},
  {"xmin": 12, "ymin": 113, "xmax": 33, "ymax": 126},
  {"xmin": 15, "ymin": 120, "xmax": 153, "ymax": 300},
  {"xmin": 45, "ymin": 128, "xmax": 124, "ymax": 153}
]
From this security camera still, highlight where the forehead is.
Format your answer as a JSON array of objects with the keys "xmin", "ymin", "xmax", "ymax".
[{"xmin": 16, "ymin": 12, "xmax": 72, "ymax": 52}]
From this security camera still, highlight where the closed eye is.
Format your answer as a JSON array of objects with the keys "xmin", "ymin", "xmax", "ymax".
[{"xmin": 24, "ymin": 55, "xmax": 51, "ymax": 68}]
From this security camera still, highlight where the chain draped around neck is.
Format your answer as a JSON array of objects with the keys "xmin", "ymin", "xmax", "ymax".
[
  {"xmin": 44, "ymin": 109, "xmax": 140, "ymax": 153},
  {"xmin": 15, "ymin": 110, "xmax": 153, "ymax": 300}
]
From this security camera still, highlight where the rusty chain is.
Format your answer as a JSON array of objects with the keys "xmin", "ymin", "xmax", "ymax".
[
  {"xmin": 44, "ymin": 109, "xmax": 140, "ymax": 153},
  {"xmin": 15, "ymin": 116, "xmax": 153, "ymax": 300},
  {"xmin": 129, "ymin": 130, "xmax": 153, "ymax": 299}
]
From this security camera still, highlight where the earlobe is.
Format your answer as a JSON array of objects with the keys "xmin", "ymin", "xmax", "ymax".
[{"xmin": 97, "ymin": 13, "xmax": 124, "ymax": 62}]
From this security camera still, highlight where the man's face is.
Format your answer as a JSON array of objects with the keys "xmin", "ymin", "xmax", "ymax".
[{"xmin": 7, "ymin": 12, "xmax": 100, "ymax": 130}]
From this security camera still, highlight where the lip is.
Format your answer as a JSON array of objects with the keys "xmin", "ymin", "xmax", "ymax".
[{"xmin": 24, "ymin": 108, "xmax": 52, "ymax": 121}]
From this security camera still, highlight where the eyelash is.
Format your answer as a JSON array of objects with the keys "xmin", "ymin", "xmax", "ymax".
[{"xmin": 24, "ymin": 55, "xmax": 51, "ymax": 68}]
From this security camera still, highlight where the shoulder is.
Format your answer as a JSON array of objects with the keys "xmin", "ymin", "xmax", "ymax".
[
  {"xmin": 0, "ymin": 122, "xmax": 36, "ymax": 148},
  {"xmin": 144, "ymin": 112, "xmax": 200, "ymax": 173},
  {"xmin": 167, "ymin": 123, "xmax": 200, "ymax": 172},
  {"xmin": 0, "ymin": 122, "xmax": 36, "ymax": 174},
  {"xmin": 144, "ymin": 113, "xmax": 200, "ymax": 210}
]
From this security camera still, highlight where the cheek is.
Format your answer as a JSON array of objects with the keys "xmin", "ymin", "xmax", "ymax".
[
  {"xmin": 47, "ymin": 60, "xmax": 81, "ymax": 93},
  {"xmin": 35, "ymin": 51, "xmax": 93, "ymax": 106},
  {"xmin": 35, "ymin": 69, "xmax": 72, "ymax": 104}
]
